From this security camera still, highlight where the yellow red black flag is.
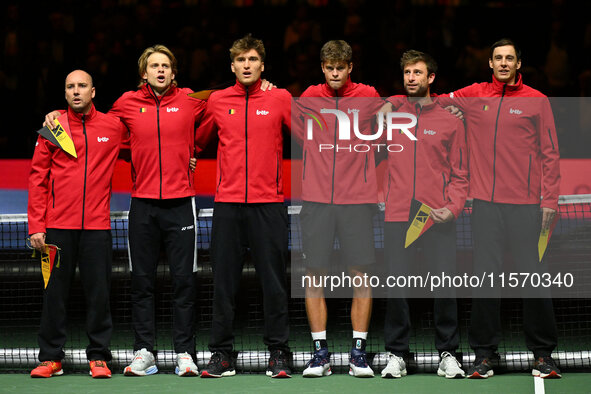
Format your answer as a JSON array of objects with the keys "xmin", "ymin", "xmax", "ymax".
[
  {"xmin": 405, "ymin": 199, "xmax": 434, "ymax": 248},
  {"xmin": 538, "ymin": 214, "xmax": 559, "ymax": 262},
  {"xmin": 36, "ymin": 113, "xmax": 77, "ymax": 158}
]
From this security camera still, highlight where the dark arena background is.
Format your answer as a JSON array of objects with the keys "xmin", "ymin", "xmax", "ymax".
[{"xmin": 1, "ymin": 0, "xmax": 590, "ymax": 392}]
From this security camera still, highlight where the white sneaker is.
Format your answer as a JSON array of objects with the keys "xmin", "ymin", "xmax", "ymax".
[
  {"xmin": 437, "ymin": 351, "xmax": 465, "ymax": 378},
  {"xmin": 348, "ymin": 348, "xmax": 374, "ymax": 377},
  {"xmin": 381, "ymin": 352, "xmax": 407, "ymax": 378},
  {"xmin": 175, "ymin": 352, "xmax": 198, "ymax": 376},
  {"xmin": 123, "ymin": 348, "xmax": 158, "ymax": 376},
  {"xmin": 302, "ymin": 348, "xmax": 332, "ymax": 377}
]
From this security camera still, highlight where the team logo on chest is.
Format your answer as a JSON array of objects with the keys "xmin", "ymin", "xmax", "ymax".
[
  {"xmin": 509, "ymin": 108, "xmax": 523, "ymax": 115},
  {"xmin": 256, "ymin": 109, "xmax": 269, "ymax": 115},
  {"xmin": 166, "ymin": 107, "xmax": 179, "ymax": 112}
]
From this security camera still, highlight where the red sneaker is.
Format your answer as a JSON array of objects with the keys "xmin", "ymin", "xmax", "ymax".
[
  {"xmin": 89, "ymin": 360, "xmax": 112, "ymax": 378},
  {"xmin": 30, "ymin": 361, "xmax": 63, "ymax": 378}
]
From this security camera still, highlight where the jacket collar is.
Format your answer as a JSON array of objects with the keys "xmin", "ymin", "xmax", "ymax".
[
  {"xmin": 402, "ymin": 95, "xmax": 439, "ymax": 113},
  {"xmin": 141, "ymin": 83, "xmax": 177, "ymax": 99},
  {"xmin": 67, "ymin": 103, "xmax": 97, "ymax": 121},
  {"xmin": 491, "ymin": 73, "xmax": 523, "ymax": 94},
  {"xmin": 321, "ymin": 77, "xmax": 353, "ymax": 97},
  {"xmin": 232, "ymin": 78, "xmax": 262, "ymax": 95}
]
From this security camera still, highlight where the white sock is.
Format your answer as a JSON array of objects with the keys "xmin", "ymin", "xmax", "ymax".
[
  {"xmin": 311, "ymin": 331, "xmax": 327, "ymax": 341},
  {"xmin": 353, "ymin": 331, "xmax": 368, "ymax": 340}
]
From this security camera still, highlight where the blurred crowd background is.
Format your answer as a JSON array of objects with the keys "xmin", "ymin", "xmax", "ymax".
[{"xmin": 2, "ymin": 0, "xmax": 590, "ymax": 159}]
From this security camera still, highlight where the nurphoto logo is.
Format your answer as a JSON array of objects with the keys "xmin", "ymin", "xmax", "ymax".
[{"xmin": 304, "ymin": 107, "xmax": 417, "ymax": 153}]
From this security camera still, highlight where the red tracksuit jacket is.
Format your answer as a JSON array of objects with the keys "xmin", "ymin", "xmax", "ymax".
[
  {"xmin": 295, "ymin": 79, "xmax": 382, "ymax": 204},
  {"xmin": 440, "ymin": 74, "xmax": 560, "ymax": 210},
  {"xmin": 28, "ymin": 104, "xmax": 125, "ymax": 234},
  {"xmin": 110, "ymin": 84, "xmax": 206, "ymax": 199},
  {"xmin": 383, "ymin": 97, "xmax": 468, "ymax": 222},
  {"xmin": 195, "ymin": 79, "xmax": 291, "ymax": 203}
]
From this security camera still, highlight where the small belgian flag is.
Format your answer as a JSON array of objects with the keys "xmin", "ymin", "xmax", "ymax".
[
  {"xmin": 538, "ymin": 214, "xmax": 559, "ymax": 262},
  {"xmin": 36, "ymin": 113, "xmax": 77, "ymax": 158},
  {"xmin": 31, "ymin": 244, "xmax": 61, "ymax": 289},
  {"xmin": 405, "ymin": 199, "xmax": 435, "ymax": 248}
]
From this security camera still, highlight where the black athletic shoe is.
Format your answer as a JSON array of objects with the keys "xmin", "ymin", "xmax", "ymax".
[
  {"xmin": 266, "ymin": 349, "xmax": 292, "ymax": 378},
  {"xmin": 467, "ymin": 357, "xmax": 494, "ymax": 379},
  {"xmin": 532, "ymin": 356, "xmax": 562, "ymax": 379},
  {"xmin": 201, "ymin": 352, "xmax": 236, "ymax": 378}
]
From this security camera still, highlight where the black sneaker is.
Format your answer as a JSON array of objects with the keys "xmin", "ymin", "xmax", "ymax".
[
  {"xmin": 467, "ymin": 357, "xmax": 494, "ymax": 379},
  {"xmin": 266, "ymin": 349, "xmax": 292, "ymax": 378},
  {"xmin": 532, "ymin": 356, "xmax": 562, "ymax": 379},
  {"xmin": 201, "ymin": 352, "xmax": 235, "ymax": 378}
]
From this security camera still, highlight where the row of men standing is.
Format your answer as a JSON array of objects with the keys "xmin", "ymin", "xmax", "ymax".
[{"xmin": 27, "ymin": 36, "xmax": 561, "ymax": 380}]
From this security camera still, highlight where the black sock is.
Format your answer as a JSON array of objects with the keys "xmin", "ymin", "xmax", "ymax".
[
  {"xmin": 352, "ymin": 338, "xmax": 366, "ymax": 351},
  {"xmin": 313, "ymin": 339, "xmax": 328, "ymax": 351}
]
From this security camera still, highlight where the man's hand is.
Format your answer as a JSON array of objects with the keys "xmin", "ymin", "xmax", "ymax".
[
  {"xmin": 379, "ymin": 101, "xmax": 393, "ymax": 114},
  {"xmin": 260, "ymin": 79, "xmax": 276, "ymax": 91},
  {"xmin": 430, "ymin": 207, "xmax": 454, "ymax": 223},
  {"xmin": 189, "ymin": 157, "xmax": 196, "ymax": 172},
  {"xmin": 443, "ymin": 105, "xmax": 464, "ymax": 121},
  {"xmin": 30, "ymin": 232, "xmax": 46, "ymax": 252},
  {"xmin": 541, "ymin": 207, "xmax": 557, "ymax": 230},
  {"xmin": 376, "ymin": 102, "xmax": 393, "ymax": 129},
  {"xmin": 43, "ymin": 111, "xmax": 61, "ymax": 128}
]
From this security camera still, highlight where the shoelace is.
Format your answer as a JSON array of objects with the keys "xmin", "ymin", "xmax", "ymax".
[
  {"xmin": 39, "ymin": 361, "xmax": 55, "ymax": 368},
  {"xmin": 270, "ymin": 352, "xmax": 287, "ymax": 367},
  {"xmin": 133, "ymin": 355, "xmax": 144, "ymax": 362},
  {"xmin": 93, "ymin": 361, "xmax": 106, "ymax": 368},
  {"xmin": 306, "ymin": 352, "xmax": 328, "ymax": 367},
  {"xmin": 208, "ymin": 353, "xmax": 222, "ymax": 366},
  {"xmin": 350, "ymin": 353, "xmax": 368, "ymax": 367},
  {"xmin": 442, "ymin": 354, "xmax": 461, "ymax": 368},
  {"xmin": 539, "ymin": 356, "xmax": 556, "ymax": 366}
]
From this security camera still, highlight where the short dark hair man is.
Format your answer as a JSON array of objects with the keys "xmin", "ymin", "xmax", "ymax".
[
  {"xmin": 442, "ymin": 38, "xmax": 561, "ymax": 379},
  {"xmin": 195, "ymin": 34, "xmax": 293, "ymax": 379},
  {"xmin": 380, "ymin": 50, "xmax": 468, "ymax": 379},
  {"xmin": 29, "ymin": 70, "xmax": 126, "ymax": 379},
  {"xmin": 296, "ymin": 39, "xmax": 381, "ymax": 378}
]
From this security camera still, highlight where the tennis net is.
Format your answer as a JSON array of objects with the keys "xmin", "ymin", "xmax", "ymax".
[{"xmin": 0, "ymin": 195, "xmax": 590, "ymax": 373}]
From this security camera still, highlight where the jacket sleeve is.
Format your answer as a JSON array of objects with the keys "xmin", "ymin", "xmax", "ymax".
[
  {"xmin": 375, "ymin": 95, "xmax": 403, "ymax": 145},
  {"xmin": 28, "ymin": 136, "xmax": 55, "ymax": 235},
  {"xmin": 290, "ymin": 98, "xmax": 307, "ymax": 145},
  {"xmin": 109, "ymin": 95, "xmax": 131, "ymax": 159},
  {"xmin": 444, "ymin": 118, "xmax": 469, "ymax": 219},
  {"xmin": 108, "ymin": 94, "xmax": 126, "ymax": 119},
  {"xmin": 386, "ymin": 95, "xmax": 406, "ymax": 110},
  {"xmin": 538, "ymin": 98, "xmax": 560, "ymax": 210},
  {"xmin": 194, "ymin": 95, "xmax": 217, "ymax": 154},
  {"xmin": 282, "ymin": 90, "xmax": 292, "ymax": 131},
  {"xmin": 192, "ymin": 97, "xmax": 207, "ymax": 126},
  {"xmin": 437, "ymin": 84, "xmax": 476, "ymax": 110}
]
